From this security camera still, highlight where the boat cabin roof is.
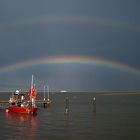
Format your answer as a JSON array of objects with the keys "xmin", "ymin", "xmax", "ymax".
[{"xmin": 13, "ymin": 93, "xmax": 26, "ymax": 96}]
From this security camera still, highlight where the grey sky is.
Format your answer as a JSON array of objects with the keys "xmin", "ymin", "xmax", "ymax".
[{"xmin": 0, "ymin": 0, "xmax": 140, "ymax": 91}]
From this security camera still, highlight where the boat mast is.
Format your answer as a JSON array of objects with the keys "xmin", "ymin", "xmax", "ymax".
[
  {"xmin": 31, "ymin": 74, "xmax": 34, "ymax": 88},
  {"xmin": 29, "ymin": 75, "xmax": 34, "ymax": 113}
]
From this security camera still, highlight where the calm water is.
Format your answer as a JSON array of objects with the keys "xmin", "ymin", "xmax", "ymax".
[{"xmin": 0, "ymin": 92, "xmax": 140, "ymax": 140}]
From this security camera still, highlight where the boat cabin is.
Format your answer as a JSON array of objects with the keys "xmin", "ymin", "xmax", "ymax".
[{"xmin": 9, "ymin": 91, "xmax": 28, "ymax": 106}]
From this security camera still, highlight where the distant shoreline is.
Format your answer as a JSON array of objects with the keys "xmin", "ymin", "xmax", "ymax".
[
  {"xmin": 97, "ymin": 92, "xmax": 140, "ymax": 96},
  {"xmin": 0, "ymin": 91, "xmax": 140, "ymax": 95}
]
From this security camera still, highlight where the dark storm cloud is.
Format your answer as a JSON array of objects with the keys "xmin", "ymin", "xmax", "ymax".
[{"xmin": 0, "ymin": 0, "xmax": 140, "ymax": 91}]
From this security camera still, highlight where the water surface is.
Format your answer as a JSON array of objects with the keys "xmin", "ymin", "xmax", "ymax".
[{"xmin": 0, "ymin": 92, "xmax": 140, "ymax": 140}]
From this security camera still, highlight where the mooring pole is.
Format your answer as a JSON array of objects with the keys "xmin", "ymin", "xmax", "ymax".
[
  {"xmin": 43, "ymin": 102, "xmax": 46, "ymax": 108},
  {"xmin": 93, "ymin": 96, "xmax": 96, "ymax": 113},
  {"xmin": 64, "ymin": 97, "xmax": 69, "ymax": 115}
]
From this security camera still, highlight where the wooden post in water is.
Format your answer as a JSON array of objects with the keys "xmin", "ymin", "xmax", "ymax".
[
  {"xmin": 64, "ymin": 97, "xmax": 69, "ymax": 115},
  {"xmin": 43, "ymin": 102, "xmax": 46, "ymax": 108},
  {"xmin": 93, "ymin": 96, "xmax": 96, "ymax": 113}
]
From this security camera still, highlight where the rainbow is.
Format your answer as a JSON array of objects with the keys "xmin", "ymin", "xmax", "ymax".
[
  {"xmin": 0, "ymin": 55, "xmax": 140, "ymax": 75},
  {"xmin": 0, "ymin": 15, "xmax": 140, "ymax": 32}
]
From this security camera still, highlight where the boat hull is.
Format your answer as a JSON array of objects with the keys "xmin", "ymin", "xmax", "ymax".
[{"xmin": 8, "ymin": 105, "xmax": 37, "ymax": 114}]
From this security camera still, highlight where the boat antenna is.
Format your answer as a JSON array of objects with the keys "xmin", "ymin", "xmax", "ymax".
[{"xmin": 31, "ymin": 74, "xmax": 34, "ymax": 88}]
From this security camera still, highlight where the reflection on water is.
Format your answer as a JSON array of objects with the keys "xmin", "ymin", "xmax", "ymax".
[
  {"xmin": 64, "ymin": 113, "xmax": 69, "ymax": 122},
  {"xmin": 5, "ymin": 112, "xmax": 37, "ymax": 140}
]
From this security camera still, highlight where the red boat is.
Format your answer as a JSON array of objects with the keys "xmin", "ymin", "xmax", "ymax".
[
  {"xmin": 8, "ymin": 105, "xmax": 37, "ymax": 114},
  {"xmin": 8, "ymin": 75, "xmax": 37, "ymax": 114}
]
